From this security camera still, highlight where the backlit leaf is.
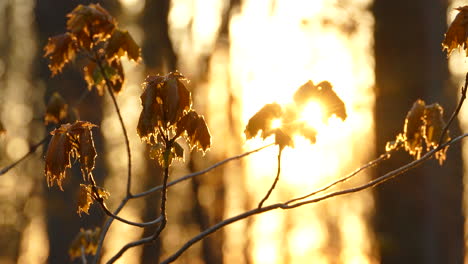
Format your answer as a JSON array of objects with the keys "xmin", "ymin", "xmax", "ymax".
[
  {"xmin": 176, "ymin": 111, "xmax": 211, "ymax": 153},
  {"xmin": 44, "ymin": 121, "xmax": 98, "ymax": 189},
  {"xmin": 45, "ymin": 92, "xmax": 68, "ymax": 124},
  {"xmin": 43, "ymin": 33, "xmax": 77, "ymax": 75},
  {"xmin": 443, "ymin": 6, "xmax": 468, "ymax": 56},
  {"xmin": 69, "ymin": 227, "xmax": 101, "ymax": 260},
  {"xmin": 274, "ymin": 129, "xmax": 294, "ymax": 150},
  {"xmin": 66, "ymin": 4, "xmax": 116, "ymax": 46},
  {"xmin": 77, "ymin": 184, "xmax": 93, "ymax": 216},
  {"xmin": 137, "ymin": 72, "xmax": 192, "ymax": 141},
  {"xmin": 423, "ymin": 103, "xmax": 449, "ymax": 164},
  {"xmin": 83, "ymin": 60, "xmax": 124, "ymax": 95},
  {"xmin": 403, "ymin": 99, "xmax": 426, "ymax": 159},
  {"xmin": 106, "ymin": 29, "xmax": 141, "ymax": 62},
  {"xmin": 244, "ymin": 103, "xmax": 282, "ymax": 139}
]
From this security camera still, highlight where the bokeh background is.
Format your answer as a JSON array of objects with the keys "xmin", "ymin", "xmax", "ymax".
[{"xmin": 0, "ymin": 0, "xmax": 467, "ymax": 263}]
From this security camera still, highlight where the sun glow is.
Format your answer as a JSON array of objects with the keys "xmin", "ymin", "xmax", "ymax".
[
  {"xmin": 271, "ymin": 118, "xmax": 282, "ymax": 129},
  {"xmin": 300, "ymin": 101, "xmax": 324, "ymax": 128}
]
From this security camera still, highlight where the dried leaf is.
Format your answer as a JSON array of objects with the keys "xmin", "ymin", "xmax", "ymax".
[
  {"xmin": 45, "ymin": 92, "xmax": 68, "ymax": 124},
  {"xmin": 66, "ymin": 4, "xmax": 116, "ymax": 46},
  {"xmin": 45, "ymin": 126, "xmax": 74, "ymax": 190},
  {"xmin": 106, "ymin": 29, "xmax": 141, "ymax": 62},
  {"xmin": 274, "ymin": 129, "xmax": 294, "ymax": 150},
  {"xmin": 403, "ymin": 99, "xmax": 426, "ymax": 159},
  {"xmin": 137, "ymin": 72, "xmax": 192, "ymax": 141},
  {"xmin": 244, "ymin": 103, "xmax": 282, "ymax": 139},
  {"xmin": 44, "ymin": 33, "xmax": 76, "ymax": 75},
  {"xmin": 176, "ymin": 111, "xmax": 211, "ymax": 153},
  {"xmin": 291, "ymin": 123, "xmax": 317, "ymax": 144},
  {"xmin": 44, "ymin": 121, "xmax": 98, "ymax": 189},
  {"xmin": 443, "ymin": 6, "xmax": 468, "ymax": 56},
  {"xmin": 293, "ymin": 80, "xmax": 346, "ymax": 122},
  {"xmin": 423, "ymin": 103, "xmax": 449, "ymax": 164},
  {"xmin": 84, "ymin": 60, "xmax": 124, "ymax": 95},
  {"xmin": 69, "ymin": 227, "xmax": 101, "ymax": 260},
  {"xmin": 77, "ymin": 184, "xmax": 93, "ymax": 216}
]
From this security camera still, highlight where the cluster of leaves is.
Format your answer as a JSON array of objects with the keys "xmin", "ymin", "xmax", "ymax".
[
  {"xmin": 69, "ymin": 227, "xmax": 101, "ymax": 260},
  {"xmin": 137, "ymin": 72, "xmax": 211, "ymax": 166},
  {"xmin": 44, "ymin": 121, "xmax": 109, "ymax": 214},
  {"xmin": 386, "ymin": 99, "xmax": 450, "ymax": 164},
  {"xmin": 244, "ymin": 80, "xmax": 346, "ymax": 149},
  {"xmin": 43, "ymin": 3, "xmax": 140, "ymax": 94},
  {"xmin": 443, "ymin": 6, "xmax": 468, "ymax": 56}
]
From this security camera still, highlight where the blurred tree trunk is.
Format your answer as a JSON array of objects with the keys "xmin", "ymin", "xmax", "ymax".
[
  {"xmin": 34, "ymin": 0, "xmax": 112, "ymax": 262},
  {"xmin": 372, "ymin": 0, "xmax": 464, "ymax": 263}
]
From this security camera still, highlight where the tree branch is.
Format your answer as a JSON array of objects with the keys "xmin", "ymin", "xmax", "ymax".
[
  {"xmin": 95, "ymin": 199, "xmax": 162, "ymax": 228},
  {"xmin": 158, "ymin": 133, "xmax": 468, "ymax": 263},
  {"xmin": 258, "ymin": 147, "xmax": 282, "ymax": 208},
  {"xmin": 131, "ymin": 143, "xmax": 275, "ymax": 199}
]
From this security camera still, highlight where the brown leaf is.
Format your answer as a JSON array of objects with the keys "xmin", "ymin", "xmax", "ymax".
[
  {"xmin": 44, "ymin": 125, "xmax": 74, "ymax": 190},
  {"xmin": 66, "ymin": 4, "xmax": 116, "ymax": 46},
  {"xmin": 423, "ymin": 103, "xmax": 449, "ymax": 164},
  {"xmin": 443, "ymin": 6, "xmax": 468, "ymax": 56},
  {"xmin": 293, "ymin": 80, "xmax": 346, "ymax": 122},
  {"xmin": 43, "ymin": 33, "xmax": 77, "ymax": 75},
  {"xmin": 403, "ymin": 99, "xmax": 426, "ymax": 159},
  {"xmin": 84, "ymin": 60, "xmax": 124, "ymax": 95},
  {"xmin": 244, "ymin": 103, "xmax": 282, "ymax": 139},
  {"xmin": 137, "ymin": 72, "xmax": 192, "ymax": 141},
  {"xmin": 274, "ymin": 129, "xmax": 294, "ymax": 150},
  {"xmin": 69, "ymin": 227, "xmax": 101, "ymax": 260},
  {"xmin": 77, "ymin": 184, "xmax": 93, "ymax": 216},
  {"xmin": 106, "ymin": 29, "xmax": 141, "ymax": 62},
  {"xmin": 176, "ymin": 111, "xmax": 211, "ymax": 153},
  {"xmin": 0, "ymin": 120, "xmax": 5, "ymax": 135},
  {"xmin": 44, "ymin": 121, "xmax": 97, "ymax": 189},
  {"xmin": 45, "ymin": 92, "xmax": 68, "ymax": 124}
]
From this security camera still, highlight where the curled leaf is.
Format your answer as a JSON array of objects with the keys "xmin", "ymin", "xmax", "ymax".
[
  {"xmin": 69, "ymin": 227, "xmax": 101, "ymax": 260},
  {"xmin": 77, "ymin": 184, "xmax": 93, "ymax": 216},
  {"xmin": 176, "ymin": 111, "xmax": 211, "ymax": 153},
  {"xmin": 44, "ymin": 121, "xmax": 98, "ymax": 189},
  {"xmin": 403, "ymin": 99, "xmax": 426, "ymax": 159},
  {"xmin": 43, "ymin": 33, "xmax": 77, "ymax": 75},
  {"xmin": 45, "ymin": 92, "xmax": 68, "ymax": 124},
  {"xmin": 137, "ymin": 72, "xmax": 192, "ymax": 141},
  {"xmin": 423, "ymin": 104, "xmax": 449, "ymax": 164},
  {"xmin": 66, "ymin": 4, "xmax": 116, "ymax": 46},
  {"xmin": 244, "ymin": 103, "xmax": 282, "ymax": 139},
  {"xmin": 106, "ymin": 29, "xmax": 141, "ymax": 62},
  {"xmin": 443, "ymin": 6, "xmax": 468, "ymax": 56}
]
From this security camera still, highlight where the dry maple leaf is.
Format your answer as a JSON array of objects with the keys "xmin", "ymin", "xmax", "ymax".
[
  {"xmin": 106, "ymin": 29, "xmax": 141, "ymax": 62},
  {"xmin": 43, "ymin": 33, "xmax": 77, "ymax": 75},
  {"xmin": 66, "ymin": 4, "xmax": 116, "ymax": 46},
  {"xmin": 45, "ymin": 92, "xmax": 68, "ymax": 124},
  {"xmin": 137, "ymin": 72, "xmax": 192, "ymax": 141},
  {"xmin": 84, "ymin": 60, "xmax": 124, "ymax": 95},
  {"xmin": 423, "ymin": 103, "xmax": 449, "ymax": 164},
  {"xmin": 244, "ymin": 103, "xmax": 283, "ymax": 139},
  {"xmin": 77, "ymin": 184, "xmax": 93, "ymax": 216},
  {"xmin": 403, "ymin": 99, "xmax": 426, "ymax": 159},
  {"xmin": 176, "ymin": 111, "xmax": 211, "ymax": 153},
  {"xmin": 274, "ymin": 129, "xmax": 294, "ymax": 150},
  {"xmin": 443, "ymin": 6, "xmax": 468, "ymax": 56},
  {"xmin": 44, "ymin": 121, "xmax": 97, "ymax": 189},
  {"xmin": 69, "ymin": 227, "xmax": 101, "ymax": 259}
]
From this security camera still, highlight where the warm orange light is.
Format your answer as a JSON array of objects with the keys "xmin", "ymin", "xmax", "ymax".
[{"xmin": 300, "ymin": 101, "xmax": 324, "ymax": 128}]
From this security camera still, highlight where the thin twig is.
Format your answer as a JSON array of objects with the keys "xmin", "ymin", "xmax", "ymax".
[
  {"xmin": 258, "ymin": 147, "xmax": 282, "ymax": 208},
  {"xmin": 286, "ymin": 152, "xmax": 391, "ymax": 205},
  {"xmin": 132, "ymin": 143, "xmax": 275, "ymax": 199},
  {"xmin": 438, "ymin": 71, "xmax": 468, "ymax": 146},
  {"xmin": 92, "ymin": 197, "xmax": 129, "ymax": 264},
  {"xmin": 80, "ymin": 245, "xmax": 88, "ymax": 264},
  {"xmin": 158, "ymin": 133, "xmax": 468, "ymax": 263},
  {"xmin": 96, "ymin": 199, "xmax": 162, "ymax": 227},
  {"xmin": 0, "ymin": 135, "xmax": 51, "ymax": 176},
  {"xmin": 94, "ymin": 54, "xmax": 133, "ymax": 196}
]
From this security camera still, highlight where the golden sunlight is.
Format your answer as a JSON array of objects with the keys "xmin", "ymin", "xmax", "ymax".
[
  {"xmin": 300, "ymin": 101, "xmax": 324, "ymax": 128},
  {"xmin": 271, "ymin": 118, "xmax": 282, "ymax": 129}
]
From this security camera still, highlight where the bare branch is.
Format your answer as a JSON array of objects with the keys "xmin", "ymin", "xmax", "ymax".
[
  {"xmin": 258, "ymin": 147, "xmax": 282, "ymax": 208},
  {"xmin": 131, "ymin": 143, "xmax": 275, "ymax": 199},
  {"xmin": 159, "ymin": 133, "xmax": 468, "ymax": 263},
  {"xmin": 95, "ymin": 199, "xmax": 162, "ymax": 227}
]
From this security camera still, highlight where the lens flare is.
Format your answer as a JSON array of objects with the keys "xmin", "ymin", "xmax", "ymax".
[{"xmin": 299, "ymin": 101, "xmax": 324, "ymax": 128}]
